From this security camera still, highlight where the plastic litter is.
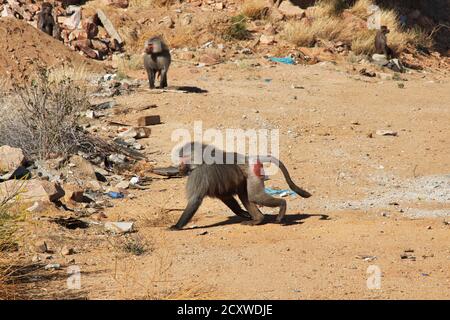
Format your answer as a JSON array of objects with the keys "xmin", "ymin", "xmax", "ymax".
[
  {"xmin": 265, "ymin": 188, "xmax": 296, "ymax": 197},
  {"xmin": 268, "ymin": 56, "xmax": 296, "ymax": 65},
  {"xmin": 107, "ymin": 191, "xmax": 125, "ymax": 199}
]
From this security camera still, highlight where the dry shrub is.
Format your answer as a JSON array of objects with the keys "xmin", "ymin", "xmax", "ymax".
[
  {"xmin": 282, "ymin": 15, "xmax": 343, "ymax": 46},
  {"xmin": 348, "ymin": 0, "xmax": 374, "ymax": 19},
  {"xmin": 222, "ymin": 14, "xmax": 251, "ymax": 41},
  {"xmin": 241, "ymin": 0, "xmax": 269, "ymax": 20},
  {"xmin": 0, "ymin": 72, "xmax": 132, "ymax": 163},
  {"xmin": 317, "ymin": 0, "xmax": 354, "ymax": 16},
  {"xmin": 0, "ymin": 72, "xmax": 90, "ymax": 160}
]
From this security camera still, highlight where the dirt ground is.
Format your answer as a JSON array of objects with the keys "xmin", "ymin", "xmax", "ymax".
[{"xmin": 23, "ymin": 58, "xmax": 450, "ymax": 300}]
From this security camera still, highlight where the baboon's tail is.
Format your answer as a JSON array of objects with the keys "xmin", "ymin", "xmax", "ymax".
[{"xmin": 259, "ymin": 156, "xmax": 312, "ymax": 198}]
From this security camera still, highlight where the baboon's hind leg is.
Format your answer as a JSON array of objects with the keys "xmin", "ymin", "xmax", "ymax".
[
  {"xmin": 238, "ymin": 190, "xmax": 265, "ymax": 225},
  {"xmin": 220, "ymin": 196, "xmax": 251, "ymax": 219},
  {"xmin": 251, "ymin": 193, "xmax": 287, "ymax": 223}
]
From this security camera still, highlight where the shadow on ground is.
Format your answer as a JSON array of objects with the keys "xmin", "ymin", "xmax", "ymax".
[{"xmin": 195, "ymin": 213, "xmax": 330, "ymax": 229}]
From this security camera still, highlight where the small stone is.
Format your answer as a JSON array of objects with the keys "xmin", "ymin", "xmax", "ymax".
[
  {"xmin": 26, "ymin": 201, "xmax": 46, "ymax": 213},
  {"xmin": 61, "ymin": 246, "xmax": 75, "ymax": 256},
  {"xmin": 137, "ymin": 115, "xmax": 161, "ymax": 126},
  {"xmin": 259, "ymin": 34, "xmax": 275, "ymax": 45},
  {"xmin": 44, "ymin": 263, "xmax": 61, "ymax": 270},
  {"xmin": 35, "ymin": 241, "xmax": 48, "ymax": 253},
  {"xmin": 104, "ymin": 221, "xmax": 134, "ymax": 234},
  {"xmin": 115, "ymin": 180, "xmax": 130, "ymax": 190},
  {"xmin": 376, "ymin": 130, "xmax": 398, "ymax": 136},
  {"xmin": 91, "ymin": 212, "xmax": 108, "ymax": 221}
]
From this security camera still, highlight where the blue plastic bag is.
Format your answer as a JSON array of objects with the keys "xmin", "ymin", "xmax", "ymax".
[
  {"xmin": 265, "ymin": 188, "xmax": 296, "ymax": 197},
  {"xmin": 107, "ymin": 191, "xmax": 124, "ymax": 199},
  {"xmin": 268, "ymin": 56, "xmax": 296, "ymax": 65}
]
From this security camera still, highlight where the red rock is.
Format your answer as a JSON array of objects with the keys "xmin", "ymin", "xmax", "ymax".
[
  {"xmin": 73, "ymin": 40, "xmax": 98, "ymax": 59},
  {"xmin": 82, "ymin": 18, "xmax": 98, "ymax": 39},
  {"xmin": 91, "ymin": 39, "xmax": 109, "ymax": 54}
]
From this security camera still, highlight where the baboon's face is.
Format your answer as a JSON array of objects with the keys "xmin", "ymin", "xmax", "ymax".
[
  {"xmin": 145, "ymin": 42, "xmax": 154, "ymax": 54},
  {"xmin": 42, "ymin": 5, "xmax": 52, "ymax": 14},
  {"xmin": 382, "ymin": 27, "xmax": 390, "ymax": 34}
]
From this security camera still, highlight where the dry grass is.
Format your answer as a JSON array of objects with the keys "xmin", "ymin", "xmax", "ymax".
[
  {"xmin": 129, "ymin": 0, "xmax": 153, "ymax": 8},
  {"xmin": 114, "ymin": 53, "xmax": 143, "ymax": 77},
  {"xmin": 0, "ymin": 186, "xmax": 26, "ymax": 299},
  {"xmin": 350, "ymin": 8, "xmax": 429, "ymax": 54},
  {"xmin": 152, "ymin": 0, "xmax": 178, "ymax": 7},
  {"xmin": 241, "ymin": 0, "xmax": 269, "ymax": 20},
  {"xmin": 282, "ymin": 15, "xmax": 343, "ymax": 47},
  {"xmin": 348, "ymin": 0, "xmax": 373, "ymax": 19},
  {"xmin": 47, "ymin": 63, "xmax": 93, "ymax": 84},
  {"xmin": 283, "ymin": 0, "xmax": 430, "ymax": 54},
  {"xmin": 350, "ymin": 29, "xmax": 377, "ymax": 55},
  {"xmin": 317, "ymin": 0, "xmax": 353, "ymax": 16}
]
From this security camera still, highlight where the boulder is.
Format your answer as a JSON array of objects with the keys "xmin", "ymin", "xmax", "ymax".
[
  {"xmin": 0, "ymin": 145, "xmax": 25, "ymax": 174},
  {"xmin": 0, "ymin": 179, "xmax": 64, "ymax": 204},
  {"xmin": 372, "ymin": 53, "xmax": 389, "ymax": 66},
  {"xmin": 63, "ymin": 183, "xmax": 85, "ymax": 203},
  {"xmin": 260, "ymin": 34, "xmax": 275, "ymax": 45},
  {"xmin": 278, "ymin": 1, "xmax": 306, "ymax": 18}
]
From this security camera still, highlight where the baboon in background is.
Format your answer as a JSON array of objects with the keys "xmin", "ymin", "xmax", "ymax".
[
  {"xmin": 143, "ymin": 36, "xmax": 171, "ymax": 89},
  {"xmin": 171, "ymin": 142, "xmax": 312, "ymax": 230},
  {"xmin": 375, "ymin": 25, "xmax": 394, "ymax": 58},
  {"xmin": 37, "ymin": 2, "xmax": 58, "ymax": 38}
]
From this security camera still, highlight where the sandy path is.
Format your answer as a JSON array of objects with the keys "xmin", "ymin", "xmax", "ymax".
[{"xmin": 36, "ymin": 59, "xmax": 450, "ymax": 299}]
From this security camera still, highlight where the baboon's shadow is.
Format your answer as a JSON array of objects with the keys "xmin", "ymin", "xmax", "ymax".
[
  {"xmin": 173, "ymin": 86, "xmax": 208, "ymax": 93},
  {"xmin": 196, "ymin": 213, "xmax": 330, "ymax": 229}
]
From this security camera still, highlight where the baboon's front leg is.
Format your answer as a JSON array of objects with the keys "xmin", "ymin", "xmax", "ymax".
[{"xmin": 170, "ymin": 196, "xmax": 203, "ymax": 230}]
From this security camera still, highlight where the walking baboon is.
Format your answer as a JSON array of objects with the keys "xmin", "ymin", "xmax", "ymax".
[
  {"xmin": 143, "ymin": 36, "xmax": 171, "ymax": 89},
  {"xmin": 375, "ymin": 25, "xmax": 393, "ymax": 58},
  {"xmin": 171, "ymin": 142, "xmax": 311, "ymax": 230}
]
